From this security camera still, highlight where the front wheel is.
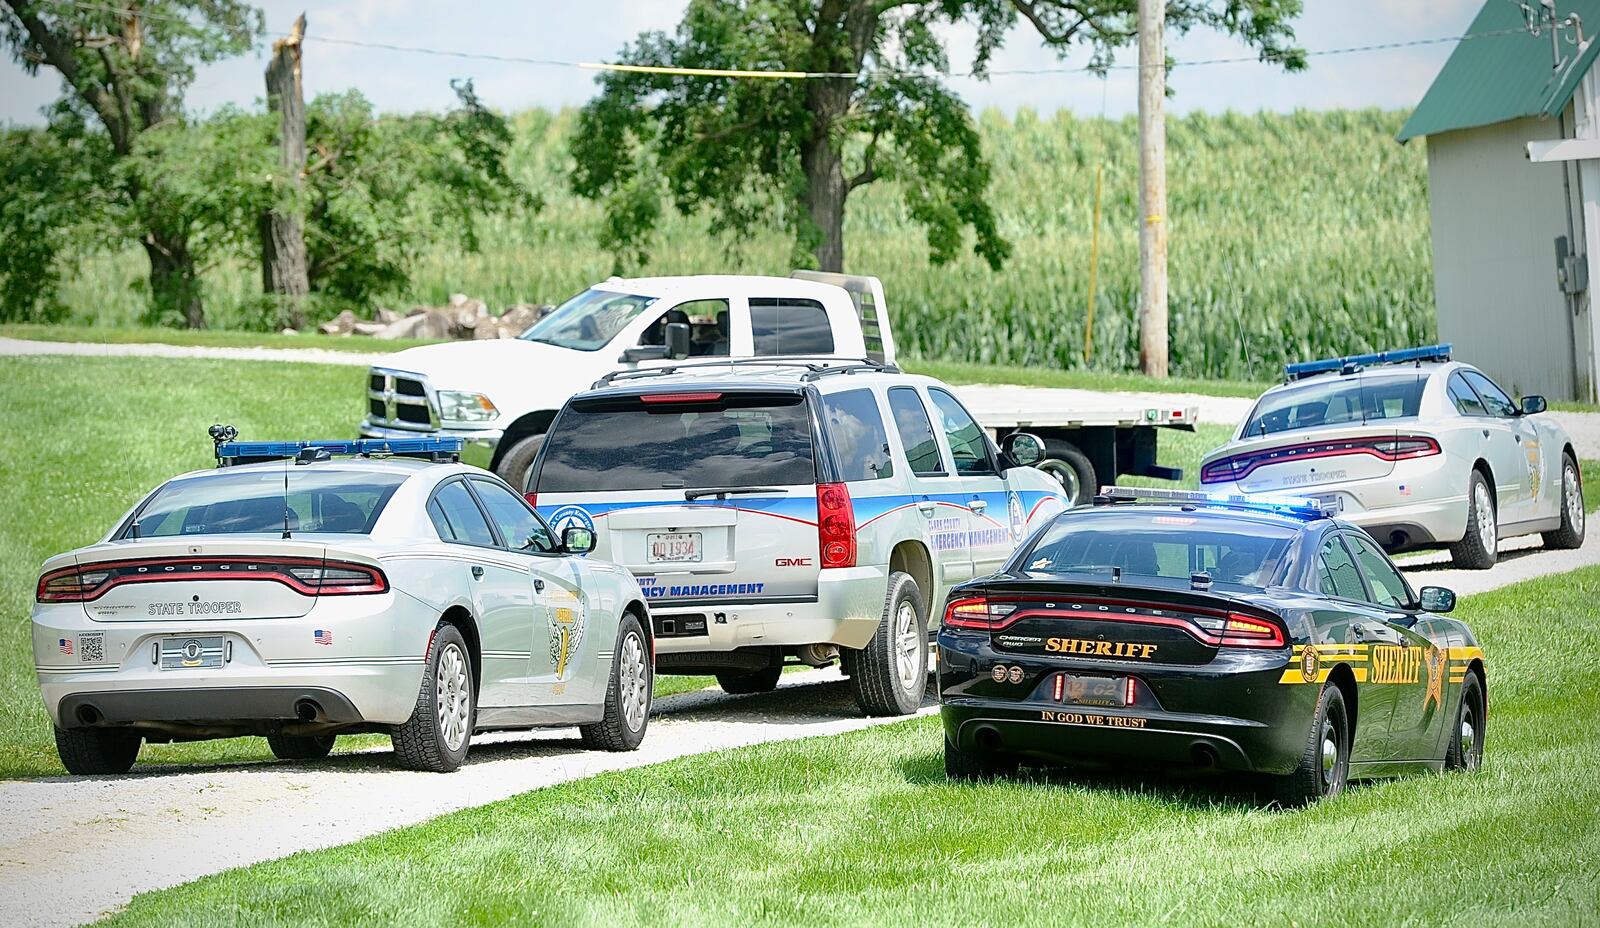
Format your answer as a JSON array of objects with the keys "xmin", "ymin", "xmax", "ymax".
[
  {"xmin": 1272, "ymin": 682, "xmax": 1350, "ymax": 807},
  {"xmin": 391, "ymin": 623, "xmax": 474, "ymax": 772},
  {"xmin": 493, "ymin": 432, "xmax": 545, "ymax": 493},
  {"xmin": 1449, "ymin": 470, "xmax": 1498, "ymax": 570},
  {"xmin": 55, "ymin": 727, "xmax": 140, "ymax": 776},
  {"xmin": 1541, "ymin": 452, "xmax": 1586, "ymax": 550},
  {"xmin": 267, "ymin": 733, "xmax": 336, "ymax": 761},
  {"xmin": 848, "ymin": 571, "xmax": 927, "ymax": 717},
  {"xmin": 1445, "ymin": 672, "xmax": 1486, "ymax": 772},
  {"xmin": 580, "ymin": 613, "xmax": 652, "ymax": 751}
]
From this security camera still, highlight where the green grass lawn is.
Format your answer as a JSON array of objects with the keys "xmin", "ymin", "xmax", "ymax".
[
  {"xmin": 101, "ymin": 566, "xmax": 1600, "ymax": 927},
  {"xmin": 0, "ymin": 322, "xmax": 443, "ymax": 354}
]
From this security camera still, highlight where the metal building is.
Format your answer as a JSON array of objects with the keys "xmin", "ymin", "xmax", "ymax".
[{"xmin": 1400, "ymin": 0, "xmax": 1600, "ymax": 402}]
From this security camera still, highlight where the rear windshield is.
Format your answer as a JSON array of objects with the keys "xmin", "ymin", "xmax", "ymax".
[
  {"xmin": 537, "ymin": 393, "xmax": 817, "ymax": 492},
  {"xmin": 1241, "ymin": 373, "xmax": 1426, "ymax": 438},
  {"xmin": 123, "ymin": 468, "xmax": 408, "ymax": 537},
  {"xmin": 1020, "ymin": 512, "xmax": 1298, "ymax": 587}
]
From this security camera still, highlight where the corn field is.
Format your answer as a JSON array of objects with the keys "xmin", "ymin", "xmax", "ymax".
[{"xmin": 61, "ymin": 107, "xmax": 1432, "ymax": 381}]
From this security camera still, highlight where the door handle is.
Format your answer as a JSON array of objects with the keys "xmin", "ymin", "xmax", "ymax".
[
  {"xmin": 471, "ymin": 565, "xmax": 484, "ymax": 580},
  {"xmin": 533, "ymin": 578, "xmax": 545, "ymax": 592},
  {"xmin": 917, "ymin": 501, "xmax": 937, "ymax": 515},
  {"xmin": 1481, "ymin": 429, "xmax": 1490, "ymax": 439},
  {"xmin": 969, "ymin": 498, "xmax": 988, "ymax": 513},
  {"xmin": 1351, "ymin": 625, "xmax": 1366, "ymax": 641}
]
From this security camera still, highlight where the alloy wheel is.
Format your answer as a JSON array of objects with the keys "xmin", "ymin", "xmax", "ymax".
[
  {"xmin": 1475, "ymin": 482, "xmax": 1496, "ymax": 553},
  {"xmin": 619, "ymin": 631, "xmax": 649, "ymax": 732},
  {"xmin": 435, "ymin": 642, "xmax": 471, "ymax": 751},
  {"xmin": 894, "ymin": 600, "xmax": 921, "ymax": 692},
  {"xmin": 1565, "ymin": 463, "xmax": 1585, "ymax": 534},
  {"xmin": 1460, "ymin": 700, "xmax": 1482, "ymax": 772}
]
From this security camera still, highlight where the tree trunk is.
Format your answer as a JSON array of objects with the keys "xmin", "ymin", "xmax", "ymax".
[
  {"xmin": 802, "ymin": 130, "xmax": 847, "ymax": 273},
  {"xmin": 143, "ymin": 230, "xmax": 204, "ymax": 329},
  {"xmin": 260, "ymin": 13, "xmax": 310, "ymax": 329}
]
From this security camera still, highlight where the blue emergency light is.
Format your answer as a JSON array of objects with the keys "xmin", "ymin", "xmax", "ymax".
[
  {"xmin": 1097, "ymin": 485, "xmax": 1339, "ymax": 520},
  {"xmin": 213, "ymin": 434, "xmax": 463, "ymax": 466},
  {"xmin": 1283, "ymin": 343, "xmax": 1452, "ymax": 382}
]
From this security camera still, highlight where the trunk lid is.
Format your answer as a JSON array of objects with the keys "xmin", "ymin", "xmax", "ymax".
[{"xmin": 1206, "ymin": 424, "xmax": 1403, "ymax": 493}]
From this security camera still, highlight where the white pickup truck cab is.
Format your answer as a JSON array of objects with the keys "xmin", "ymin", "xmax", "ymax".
[{"xmin": 360, "ymin": 271, "xmax": 893, "ymax": 486}]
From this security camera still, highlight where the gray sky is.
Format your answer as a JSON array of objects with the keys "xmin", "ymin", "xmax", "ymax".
[{"xmin": 0, "ymin": 0, "xmax": 1484, "ymax": 124}]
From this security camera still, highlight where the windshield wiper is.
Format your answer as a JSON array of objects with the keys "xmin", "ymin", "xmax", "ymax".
[{"xmin": 684, "ymin": 486, "xmax": 784, "ymax": 500}]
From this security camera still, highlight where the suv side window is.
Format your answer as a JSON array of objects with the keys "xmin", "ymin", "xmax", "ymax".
[
  {"xmin": 820, "ymin": 388, "xmax": 894, "ymax": 481},
  {"xmin": 1447, "ymin": 372, "xmax": 1488, "ymax": 417},
  {"xmin": 750, "ymin": 298, "xmax": 835, "ymax": 355},
  {"xmin": 430, "ymin": 479, "xmax": 497, "ymax": 546},
  {"xmin": 1345, "ymin": 533, "xmax": 1411, "ymax": 608},
  {"xmin": 928, "ymin": 388, "xmax": 995, "ymax": 477},
  {"xmin": 1461, "ymin": 371, "xmax": 1517, "ymax": 418},
  {"xmin": 887, "ymin": 386, "xmax": 946, "ymax": 476},
  {"xmin": 470, "ymin": 478, "xmax": 557, "ymax": 553},
  {"xmin": 1316, "ymin": 536, "xmax": 1367, "ymax": 601}
]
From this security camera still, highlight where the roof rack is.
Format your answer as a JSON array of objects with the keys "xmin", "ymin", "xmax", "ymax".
[
  {"xmin": 1093, "ymin": 485, "xmax": 1340, "ymax": 520},
  {"xmin": 593, "ymin": 356, "xmax": 900, "ymax": 389},
  {"xmin": 213, "ymin": 432, "xmax": 463, "ymax": 467},
  {"xmin": 1283, "ymin": 343, "xmax": 1451, "ymax": 382}
]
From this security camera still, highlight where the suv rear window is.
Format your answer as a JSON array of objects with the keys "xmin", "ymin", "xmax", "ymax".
[
  {"xmin": 537, "ymin": 393, "xmax": 817, "ymax": 492},
  {"xmin": 1241, "ymin": 373, "xmax": 1426, "ymax": 437},
  {"xmin": 1021, "ymin": 512, "xmax": 1298, "ymax": 587}
]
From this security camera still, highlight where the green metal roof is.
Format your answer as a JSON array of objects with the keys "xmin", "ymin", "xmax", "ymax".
[{"xmin": 1397, "ymin": 0, "xmax": 1600, "ymax": 142}]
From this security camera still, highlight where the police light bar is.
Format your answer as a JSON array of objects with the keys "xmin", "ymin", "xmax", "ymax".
[
  {"xmin": 215, "ymin": 437, "xmax": 463, "ymax": 466},
  {"xmin": 1283, "ymin": 344, "xmax": 1452, "ymax": 382},
  {"xmin": 1096, "ymin": 485, "xmax": 1340, "ymax": 520}
]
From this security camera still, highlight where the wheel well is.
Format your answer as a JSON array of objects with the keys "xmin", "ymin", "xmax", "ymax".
[
  {"xmin": 439, "ymin": 605, "xmax": 481, "ymax": 695},
  {"xmin": 1327, "ymin": 663, "xmax": 1358, "ymax": 737},
  {"xmin": 489, "ymin": 410, "xmax": 558, "ymax": 471},
  {"xmin": 624, "ymin": 599, "xmax": 653, "ymax": 657},
  {"xmin": 1472, "ymin": 459, "xmax": 1495, "ymax": 503},
  {"xmin": 890, "ymin": 541, "xmax": 934, "ymax": 616},
  {"xmin": 1469, "ymin": 658, "xmax": 1487, "ymax": 711}
]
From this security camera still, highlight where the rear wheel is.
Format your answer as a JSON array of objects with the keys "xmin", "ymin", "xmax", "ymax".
[
  {"xmin": 1449, "ymin": 470, "xmax": 1498, "ymax": 570},
  {"xmin": 715, "ymin": 664, "xmax": 782, "ymax": 695},
  {"xmin": 1273, "ymin": 683, "xmax": 1350, "ymax": 807},
  {"xmin": 1541, "ymin": 453, "xmax": 1586, "ymax": 550},
  {"xmin": 54, "ymin": 727, "xmax": 140, "ymax": 776},
  {"xmin": 267, "ymin": 733, "xmax": 335, "ymax": 761},
  {"xmin": 1035, "ymin": 442, "xmax": 1096, "ymax": 506},
  {"xmin": 848, "ymin": 571, "xmax": 927, "ymax": 717},
  {"xmin": 944, "ymin": 737, "xmax": 1018, "ymax": 781},
  {"xmin": 580, "ymin": 614, "xmax": 652, "ymax": 751},
  {"xmin": 391, "ymin": 623, "xmax": 474, "ymax": 772},
  {"xmin": 1445, "ymin": 673, "xmax": 1486, "ymax": 772},
  {"xmin": 493, "ymin": 433, "xmax": 545, "ymax": 492}
]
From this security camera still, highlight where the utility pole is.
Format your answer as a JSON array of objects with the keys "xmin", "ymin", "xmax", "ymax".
[
  {"xmin": 261, "ymin": 13, "xmax": 311, "ymax": 329},
  {"xmin": 1137, "ymin": 0, "xmax": 1169, "ymax": 377}
]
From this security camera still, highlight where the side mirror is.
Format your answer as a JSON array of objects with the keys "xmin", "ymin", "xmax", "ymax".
[
  {"xmin": 619, "ymin": 344, "xmax": 670, "ymax": 364},
  {"xmin": 1418, "ymin": 585, "xmax": 1455, "ymax": 614},
  {"xmin": 1519, "ymin": 394, "xmax": 1547, "ymax": 415},
  {"xmin": 665, "ymin": 321, "xmax": 692, "ymax": 360},
  {"xmin": 562, "ymin": 525, "xmax": 595, "ymax": 555},
  {"xmin": 1000, "ymin": 432, "xmax": 1045, "ymax": 467}
]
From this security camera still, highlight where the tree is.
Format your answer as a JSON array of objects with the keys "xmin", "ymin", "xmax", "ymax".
[
  {"xmin": 260, "ymin": 11, "xmax": 309, "ymax": 329},
  {"xmin": 572, "ymin": 0, "xmax": 1304, "ymax": 274},
  {"xmin": 0, "ymin": 126, "xmax": 113, "ymax": 321},
  {"xmin": 1, "ymin": 0, "xmax": 260, "ymax": 327}
]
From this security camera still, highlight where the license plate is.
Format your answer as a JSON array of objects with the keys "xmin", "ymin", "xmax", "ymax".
[
  {"xmin": 160, "ymin": 635, "xmax": 225, "ymax": 670},
  {"xmin": 647, "ymin": 532, "xmax": 702, "ymax": 563},
  {"xmin": 1055, "ymin": 673, "xmax": 1126, "ymax": 707}
]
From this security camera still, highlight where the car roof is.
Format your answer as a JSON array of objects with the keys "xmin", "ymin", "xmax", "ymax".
[{"xmin": 591, "ymin": 275, "xmax": 844, "ymax": 302}]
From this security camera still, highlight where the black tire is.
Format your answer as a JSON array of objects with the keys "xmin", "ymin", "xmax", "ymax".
[
  {"xmin": 54, "ymin": 727, "xmax": 140, "ymax": 776},
  {"xmin": 847, "ymin": 571, "xmax": 927, "ymax": 717},
  {"xmin": 266, "ymin": 733, "xmax": 336, "ymax": 761},
  {"xmin": 1273, "ymin": 682, "xmax": 1350, "ymax": 807},
  {"xmin": 715, "ymin": 664, "xmax": 783, "ymax": 695},
  {"xmin": 1035, "ymin": 441, "xmax": 1096, "ymax": 506},
  {"xmin": 391, "ymin": 623, "xmax": 475, "ymax": 772},
  {"xmin": 944, "ymin": 737, "xmax": 1018, "ymax": 781},
  {"xmin": 1541, "ymin": 452, "xmax": 1586, "ymax": 550},
  {"xmin": 1449, "ymin": 469, "xmax": 1498, "ymax": 570},
  {"xmin": 493, "ymin": 432, "xmax": 545, "ymax": 492},
  {"xmin": 1444, "ymin": 672, "xmax": 1486, "ymax": 772},
  {"xmin": 580, "ymin": 613, "xmax": 652, "ymax": 751}
]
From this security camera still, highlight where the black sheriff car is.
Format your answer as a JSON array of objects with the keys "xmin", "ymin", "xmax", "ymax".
[{"xmin": 937, "ymin": 487, "xmax": 1488, "ymax": 805}]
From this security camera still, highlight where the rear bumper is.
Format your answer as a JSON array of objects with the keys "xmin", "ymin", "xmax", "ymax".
[
  {"xmin": 647, "ymin": 565, "xmax": 889, "ymax": 655},
  {"xmin": 360, "ymin": 420, "xmax": 502, "ymax": 470}
]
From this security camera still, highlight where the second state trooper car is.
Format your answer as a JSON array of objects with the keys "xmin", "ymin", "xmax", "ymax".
[
  {"xmin": 32, "ymin": 433, "xmax": 653, "ymax": 775},
  {"xmin": 1199, "ymin": 344, "xmax": 1584, "ymax": 569},
  {"xmin": 526, "ymin": 359, "xmax": 1072, "ymax": 716},
  {"xmin": 938, "ymin": 488, "xmax": 1488, "ymax": 806}
]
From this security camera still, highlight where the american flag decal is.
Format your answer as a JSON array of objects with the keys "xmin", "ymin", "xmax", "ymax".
[
  {"xmin": 313, "ymin": 629, "xmax": 333, "ymax": 646},
  {"xmin": 58, "ymin": 638, "xmax": 73, "ymax": 656}
]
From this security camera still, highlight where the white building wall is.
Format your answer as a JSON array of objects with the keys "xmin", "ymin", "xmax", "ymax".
[{"xmin": 1426, "ymin": 115, "xmax": 1584, "ymax": 400}]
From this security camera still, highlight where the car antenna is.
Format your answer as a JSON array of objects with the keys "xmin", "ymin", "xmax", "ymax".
[{"xmin": 282, "ymin": 458, "xmax": 292, "ymax": 540}]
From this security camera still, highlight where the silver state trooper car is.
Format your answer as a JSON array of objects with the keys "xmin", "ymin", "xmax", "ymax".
[
  {"xmin": 32, "ymin": 433, "xmax": 653, "ymax": 775},
  {"xmin": 1200, "ymin": 345, "xmax": 1584, "ymax": 569},
  {"xmin": 526, "ymin": 359, "xmax": 1072, "ymax": 716}
]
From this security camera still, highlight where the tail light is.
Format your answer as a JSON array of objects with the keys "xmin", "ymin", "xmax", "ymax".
[
  {"xmin": 35, "ymin": 557, "xmax": 388, "ymax": 602},
  {"xmin": 817, "ymin": 482, "xmax": 856, "ymax": 568},
  {"xmin": 1219, "ymin": 613, "xmax": 1287, "ymax": 648},
  {"xmin": 1200, "ymin": 435, "xmax": 1442, "ymax": 484},
  {"xmin": 523, "ymin": 491, "xmax": 538, "ymax": 508},
  {"xmin": 941, "ymin": 595, "xmax": 1021, "ymax": 630},
  {"xmin": 639, "ymin": 392, "xmax": 724, "ymax": 404},
  {"xmin": 284, "ymin": 561, "xmax": 389, "ymax": 595}
]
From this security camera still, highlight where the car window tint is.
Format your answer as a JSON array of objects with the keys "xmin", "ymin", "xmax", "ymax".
[
  {"xmin": 887, "ymin": 387, "xmax": 946, "ymax": 476},
  {"xmin": 820, "ymin": 388, "xmax": 894, "ymax": 481},
  {"xmin": 1316, "ymin": 536, "xmax": 1367, "ymax": 601},
  {"xmin": 1462, "ymin": 371, "xmax": 1517, "ymax": 417},
  {"xmin": 471, "ymin": 479, "xmax": 557, "ymax": 552},
  {"xmin": 1020, "ymin": 512, "xmax": 1297, "ymax": 586},
  {"xmin": 432, "ymin": 480, "xmax": 496, "ymax": 546},
  {"xmin": 928, "ymin": 388, "xmax": 995, "ymax": 476},
  {"xmin": 1447, "ymin": 373, "xmax": 1488, "ymax": 417},
  {"xmin": 125, "ymin": 467, "xmax": 405, "ymax": 538},
  {"xmin": 750, "ymin": 298, "xmax": 835, "ymax": 355},
  {"xmin": 1241, "ymin": 373, "xmax": 1426, "ymax": 437},
  {"xmin": 1346, "ymin": 534, "xmax": 1411, "ymax": 608}
]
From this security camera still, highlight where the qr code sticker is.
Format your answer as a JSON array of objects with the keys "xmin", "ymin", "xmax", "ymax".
[{"xmin": 78, "ymin": 633, "xmax": 104, "ymax": 663}]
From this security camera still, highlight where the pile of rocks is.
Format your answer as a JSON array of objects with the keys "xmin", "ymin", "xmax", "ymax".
[{"xmin": 316, "ymin": 294, "xmax": 551, "ymax": 340}]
